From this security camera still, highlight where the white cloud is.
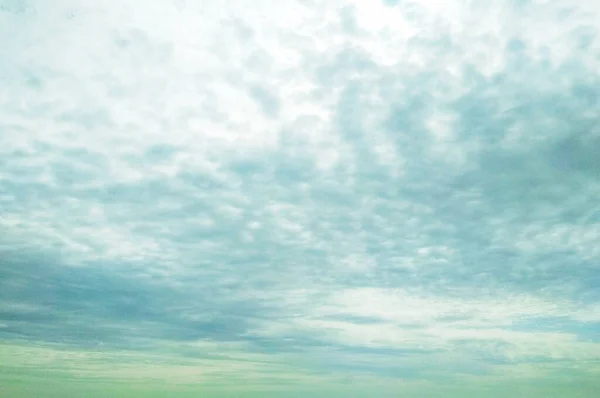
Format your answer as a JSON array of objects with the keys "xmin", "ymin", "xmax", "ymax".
[{"xmin": 2, "ymin": 0, "xmax": 600, "ymax": 391}]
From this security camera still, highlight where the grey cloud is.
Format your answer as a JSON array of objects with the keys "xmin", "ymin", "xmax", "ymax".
[
  {"xmin": 249, "ymin": 85, "xmax": 281, "ymax": 118},
  {"xmin": 0, "ymin": 250, "xmax": 281, "ymax": 349}
]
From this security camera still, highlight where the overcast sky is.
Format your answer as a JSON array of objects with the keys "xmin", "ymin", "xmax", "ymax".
[{"xmin": 1, "ymin": 0, "xmax": 600, "ymax": 397}]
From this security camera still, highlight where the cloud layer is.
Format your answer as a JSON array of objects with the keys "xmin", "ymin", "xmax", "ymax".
[{"xmin": 1, "ymin": 0, "xmax": 600, "ymax": 396}]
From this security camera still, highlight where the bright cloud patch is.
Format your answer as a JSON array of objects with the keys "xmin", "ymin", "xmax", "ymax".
[{"xmin": 1, "ymin": 0, "xmax": 600, "ymax": 397}]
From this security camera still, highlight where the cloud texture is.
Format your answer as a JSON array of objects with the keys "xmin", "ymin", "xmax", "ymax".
[{"xmin": 1, "ymin": 0, "xmax": 600, "ymax": 396}]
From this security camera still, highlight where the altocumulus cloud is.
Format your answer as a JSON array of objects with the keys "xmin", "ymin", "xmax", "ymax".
[{"xmin": 1, "ymin": 0, "xmax": 600, "ymax": 397}]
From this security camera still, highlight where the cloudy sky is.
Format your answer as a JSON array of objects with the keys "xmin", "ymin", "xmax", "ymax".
[{"xmin": 1, "ymin": 0, "xmax": 600, "ymax": 396}]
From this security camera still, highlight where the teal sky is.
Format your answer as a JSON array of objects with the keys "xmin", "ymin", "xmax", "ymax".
[{"xmin": 1, "ymin": 0, "xmax": 600, "ymax": 397}]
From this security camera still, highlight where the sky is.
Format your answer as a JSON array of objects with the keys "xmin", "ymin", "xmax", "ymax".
[{"xmin": 1, "ymin": 0, "xmax": 599, "ymax": 397}]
